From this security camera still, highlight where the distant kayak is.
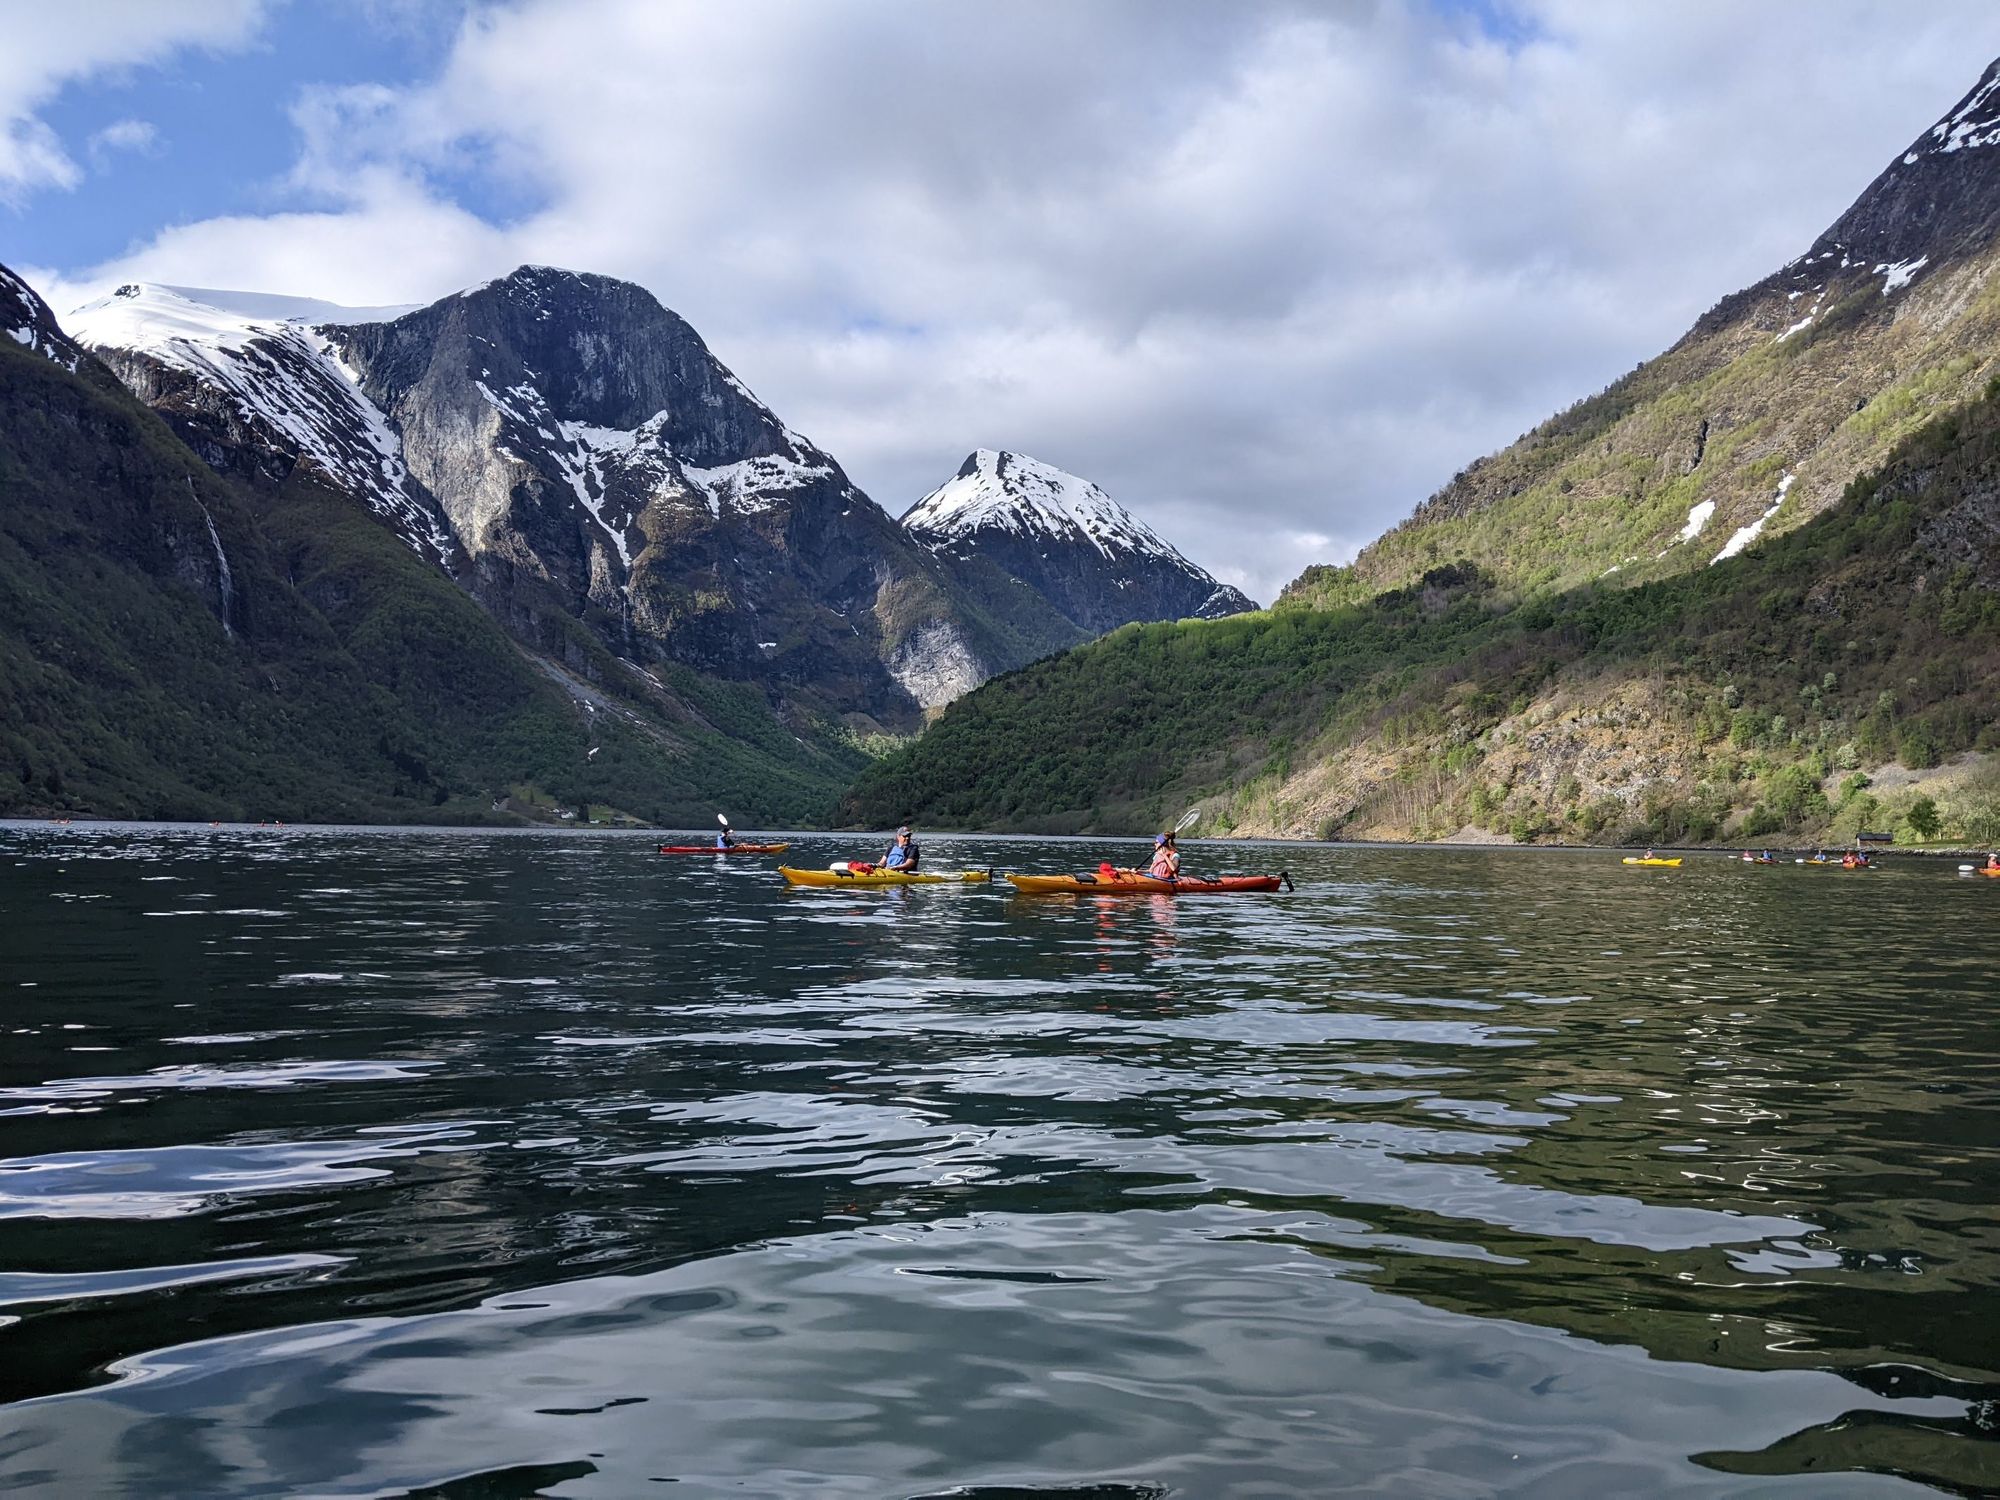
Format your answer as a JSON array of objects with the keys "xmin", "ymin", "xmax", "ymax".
[
  {"xmin": 1007, "ymin": 872, "xmax": 1292, "ymax": 895},
  {"xmin": 1621, "ymin": 857, "xmax": 1682, "ymax": 867},
  {"xmin": 779, "ymin": 866, "xmax": 990, "ymax": 887},
  {"xmin": 1740, "ymin": 857, "xmax": 1780, "ymax": 865},
  {"xmin": 658, "ymin": 843, "xmax": 791, "ymax": 855}
]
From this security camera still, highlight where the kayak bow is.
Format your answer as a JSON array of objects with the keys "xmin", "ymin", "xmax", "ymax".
[
  {"xmin": 1006, "ymin": 871, "xmax": 1292, "ymax": 895},
  {"xmin": 779, "ymin": 866, "xmax": 991, "ymax": 887}
]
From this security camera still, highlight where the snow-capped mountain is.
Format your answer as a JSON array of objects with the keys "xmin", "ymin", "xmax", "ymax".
[
  {"xmin": 3, "ymin": 265, "xmax": 84, "ymax": 373},
  {"xmin": 71, "ymin": 266, "xmax": 1047, "ymax": 722},
  {"xmin": 69, "ymin": 283, "xmax": 456, "ymax": 567},
  {"xmin": 903, "ymin": 450, "xmax": 1256, "ymax": 631}
]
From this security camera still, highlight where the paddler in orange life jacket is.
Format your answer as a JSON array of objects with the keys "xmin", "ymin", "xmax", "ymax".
[{"xmin": 1147, "ymin": 831, "xmax": 1181, "ymax": 880}]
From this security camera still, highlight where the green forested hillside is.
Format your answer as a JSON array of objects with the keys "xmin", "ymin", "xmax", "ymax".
[
  {"xmin": 844, "ymin": 384, "xmax": 2000, "ymax": 844},
  {"xmin": 0, "ymin": 329, "xmax": 863, "ymax": 824}
]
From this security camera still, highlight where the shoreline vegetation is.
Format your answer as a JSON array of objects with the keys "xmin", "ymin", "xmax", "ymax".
[
  {"xmin": 7, "ymin": 815, "xmax": 1997, "ymax": 862},
  {"xmin": 840, "ymin": 383, "xmax": 2000, "ymax": 849}
]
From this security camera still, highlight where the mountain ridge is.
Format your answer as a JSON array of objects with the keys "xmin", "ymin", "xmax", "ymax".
[
  {"xmin": 847, "ymin": 54, "xmax": 2000, "ymax": 846},
  {"xmin": 70, "ymin": 268, "xmax": 1247, "ymax": 727}
]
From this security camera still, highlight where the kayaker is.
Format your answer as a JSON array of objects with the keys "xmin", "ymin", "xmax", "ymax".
[
  {"xmin": 1148, "ymin": 831, "xmax": 1181, "ymax": 880},
  {"xmin": 1985, "ymin": 852, "xmax": 2000, "ymax": 871},
  {"xmin": 882, "ymin": 826, "xmax": 920, "ymax": 870},
  {"xmin": 716, "ymin": 826, "xmax": 736, "ymax": 850}
]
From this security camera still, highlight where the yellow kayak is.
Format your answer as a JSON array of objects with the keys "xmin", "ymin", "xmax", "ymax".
[
  {"xmin": 1621, "ymin": 857, "xmax": 1682, "ymax": 867},
  {"xmin": 779, "ymin": 866, "xmax": 992, "ymax": 888}
]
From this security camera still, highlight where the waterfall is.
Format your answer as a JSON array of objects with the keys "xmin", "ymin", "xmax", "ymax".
[{"xmin": 189, "ymin": 478, "xmax": 235, "ymax": 639}]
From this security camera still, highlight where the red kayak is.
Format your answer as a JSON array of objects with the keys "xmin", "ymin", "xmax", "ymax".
[
  {"xmin": 657, "ymin": 842, "xmax": 791, "ymax": 855},
  {"xmin": 1007, "ymin": 871, "xmax": 1291, "ymax": 895}
]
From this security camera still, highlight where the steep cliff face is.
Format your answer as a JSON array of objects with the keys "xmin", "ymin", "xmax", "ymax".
[
  {"xmin": 903, "ymin": 450, "xmax": 1257, "ymax": 632},
  {"xmin": 323, "ymin": 266, "xmax": 965, "ymax": 724},
  {"xmin": 1288, "ymin": 57, "xmax": 2000, "ymax": 610}
]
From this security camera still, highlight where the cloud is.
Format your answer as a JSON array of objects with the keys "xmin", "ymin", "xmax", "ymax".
[
  {"xmin": 85, "ymin": 118, "xmax": 160, "ymax": 170},
  {"xmin": 42, "ymin": 0, "xmax": 2000, "ymax": 602},
  {"xmin": 0, "ymin": 1, "xmax": 267, "ymax": 203}
]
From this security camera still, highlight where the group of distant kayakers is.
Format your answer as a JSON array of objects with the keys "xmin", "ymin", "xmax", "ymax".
[{"xmin": 720, "ymin": 821, "xmax": 1193, "ymax": 879}]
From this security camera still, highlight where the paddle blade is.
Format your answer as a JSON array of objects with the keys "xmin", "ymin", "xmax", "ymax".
[
  {"xmin": 1173, "ymin": 808, "xmax": 1199, "ymax": 833},
  {"xmin": 716, "ymin": 812, "xmax": 732, "ymax": 829}
]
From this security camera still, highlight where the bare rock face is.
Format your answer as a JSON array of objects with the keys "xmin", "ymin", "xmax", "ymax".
[{"xmin": 902, "ymin": 449, "xmax": 1257, "ymax": 633}]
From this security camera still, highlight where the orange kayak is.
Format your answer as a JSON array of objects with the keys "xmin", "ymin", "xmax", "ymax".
[
  {"xmin": 1007, "ymin": 872, "xmax": 1291, "ymax": 895},
  {"xmin": 657, "ymin": 843, "xmax": 790, "ymax": 855}
]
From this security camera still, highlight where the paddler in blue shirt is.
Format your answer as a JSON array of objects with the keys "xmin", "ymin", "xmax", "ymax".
[{"xmin": 882, "ymin": 826, "xmax": 919, "ymax": 870}]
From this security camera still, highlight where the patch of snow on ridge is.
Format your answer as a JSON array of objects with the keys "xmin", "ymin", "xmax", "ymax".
[
  {"xmin": 1878, "ymin": 257, "xmax": 1929, "ymax": 295},
  {"xmin": 1712, "ymin": 473, "xmax": 1792, "ymax": 565},
  {"xmin": 1904, "ymin": 68, "xmax": 2000, "ymax": 163},
  {"xmin": 902, "ymin": 449, "xmax": 1176, "ymax": 563},
  {"xmin": 1677, "ymin": 500, "xmax": 1716, "ymax": 543},
  {"xmin": 683, "ymin": 450, "xmax": 834, "ymax": 518},
  {"xmin": 153, "ymin": 285, "xmax": 419, "ymax": 325}
]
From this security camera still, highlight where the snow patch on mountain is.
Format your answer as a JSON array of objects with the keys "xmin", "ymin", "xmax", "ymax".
[
  {"xmin": 1713, "ymin": 473, "xmax": 1792, "ymax": 565},
  {"xmin": 683, "ymin": 450, "xmax": 836, "ymax": 518},
  {"xmin": 1903, "ymin": 64, "xmax": 2000, "ymax": 163},
  {"xmin": 1878, "ymin": 256, "xmax": 1929, "ymax": 294},
  {"xmin": 1677, "ymin": 499, "xmax": 1716, "ymax": 542}
]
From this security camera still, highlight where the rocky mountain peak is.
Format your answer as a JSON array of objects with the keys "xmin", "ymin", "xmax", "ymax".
[
  {"xmin": 1736, "ymin": 54, "xmax": 2000, "ymax": 324},
  {"xmin": 902, "ymin": 449, "xmax": 1255, "ymax": 630},
  {"xmin": 367, "ymin": 263, "xmax": 789, "ymax": 467},
  {"xmin": 903, "ymin": 449, "xmax": 1176, "ymax": 561},
  {"xmin": 2, "ymin": 263, "xmax": 84, "ymax": 372}
]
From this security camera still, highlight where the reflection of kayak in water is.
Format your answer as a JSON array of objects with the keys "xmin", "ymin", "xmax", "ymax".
[
  {"xmin": 1621, "ymin": 857, "xmax": 1681, "ymax": 867},
  {"xmin": 1007, "ymin": 872, "xmax": 1292, "ymax": 895},
  {"xmin": 779, "ymin": 866, "xmax": 990, "ymax": 887}
]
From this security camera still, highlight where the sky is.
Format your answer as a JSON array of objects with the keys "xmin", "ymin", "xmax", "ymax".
[{"xmin": 9, "ymin": 1, "xmax": 2000, "ymax": 605}]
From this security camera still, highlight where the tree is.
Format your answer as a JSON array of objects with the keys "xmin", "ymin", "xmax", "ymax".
[{"xmin": 1907, "ymin": 795, "xmax": 1941, "ymax": 842}]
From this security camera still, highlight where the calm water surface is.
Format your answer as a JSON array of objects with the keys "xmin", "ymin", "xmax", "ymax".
[{"xmin": 0, "ymin": 826, "xmax": 1996, "ymax": 1498}]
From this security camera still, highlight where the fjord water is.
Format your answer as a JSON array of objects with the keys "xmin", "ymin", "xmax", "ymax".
[{"xmin": 1, "ymin": 828, "xmax": 1995, "ymax": 1498}]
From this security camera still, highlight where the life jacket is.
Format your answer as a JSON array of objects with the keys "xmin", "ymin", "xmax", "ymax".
[{"xmin": 1149, "ymin": 850, "xmax": 1178, "ymax": 879}]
